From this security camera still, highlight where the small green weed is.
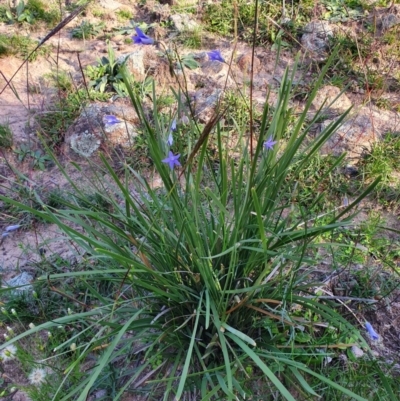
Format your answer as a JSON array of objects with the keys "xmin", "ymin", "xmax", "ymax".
[
  {"xmin": 71, "ymin": 20, "xmax": 105, "ymax": 40},
  {"xmin": 115, "ymin": 9, "xmax": 133, "ymax": 21},
  {"xmin": 4, "ymin": 0, "xmax": 59, "ymax": 26},
  {"xmin": 322, "ymin": 0, "xmax": 366, "ymax": 22},
  {"xmin": 14, "ymin": 144, "xmax": 52, "ymax": 171},
  {"xmin": 0, "ymin": 34, "xmax": 50, "ymax": 60},
  {"xmin": 178, "ymin": 27, "xmax": 203, "ymax": 49},
  {"xmin": 0, "ymin": 123, "xmax": 13, "ymax": 148},
  {"xmin": 45, "ymin": 70, "xmax": 74, "ymax": 92}
]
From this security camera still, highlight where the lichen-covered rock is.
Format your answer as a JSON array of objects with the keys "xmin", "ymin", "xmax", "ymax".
[
  {"xmin": 65, "ymin": 103, "xmax": 140, "ymax": 157},
  {"xmin": 5, "ymin": 272, "xmax": 33, "ymax": 295},
  {"xmin": 301, "ymin": 21, "xmax": 334, "ymax": 60},
  {"xmin": 170, "ymin": 13, "xmax": 199, "ymax": 32},
  {"xmin": 70, "ymin": 131, "xmax": 101, "ymax": 157}
]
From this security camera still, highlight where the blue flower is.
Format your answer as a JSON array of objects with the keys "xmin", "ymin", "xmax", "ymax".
[
  {"xmin": 365, "ymin": 322, "xmax": 379, "ymax": 341},
  {"xmin": 167, "ymin": 119, "xmax": 177, "ymax": 146},
  {"xmin": 167, "ymin": 132, "xmax": 173, "ymax": 147},
  {"xmin": 132, "ymin": 27, "xmax": 154, "ymax": 45},
  {"xmin": 162, "ymin": 151, "xmax": 181, "ymax": 170},
  {"xmin": 207, "ymin": 50, "xmax": 224, "ymax": 63},
  {"xmin": 5, "ymin": 225, "xmax": 21, "ymax": 232},
  {"xmin": 103, "ymin": 115, "xmax": 121, "ymax": 125},
  {"xmin": 171, "ymin": 119, "xmax": 177, "ymax": 131},
  {"xmin": 263, "ymin": 136, "xmax": 277, "ymax": 151}
]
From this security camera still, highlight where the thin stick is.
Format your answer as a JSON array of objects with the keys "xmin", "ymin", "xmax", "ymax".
[{"xmin": 249, "ymin": 0, "xmax": 259, "ymax": 160}]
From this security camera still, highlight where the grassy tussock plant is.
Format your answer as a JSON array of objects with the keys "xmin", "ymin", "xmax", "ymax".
[{"xmin": 0, "ymin": 55, "xmax": 387, "ymax": 400}]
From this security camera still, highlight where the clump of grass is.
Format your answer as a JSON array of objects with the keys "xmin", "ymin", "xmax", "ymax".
[
  {"xmin": 71, "ymin": 20, "xmax": 105, "ymax": 40},
  {"xmin": 1, "ymin": 48, "xmax": 393, "ymax": 400},
  {"xmin": 0, "ymin": 34, "xmax": 50, "ymax": 60},
  {"xmin": 115, "ymin": 9, "xmax": 133, "ymax": 21},
  {"xmin": 25, "ymin": 0, "xmax": 60, "ymax": 26},
  {"xmin": 179, "ymin": 27, "xmax": 203, "ymax": 49},
  {"xmin": 0, "ymin": 123, "xmax": 13, "ymax": 148}
]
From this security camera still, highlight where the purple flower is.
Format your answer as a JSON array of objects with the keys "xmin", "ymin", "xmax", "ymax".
[
  {"xmin": 5, "ymin": 225, "xmax": 21, "ymax": 232},
  {"xmin": 103, "ymin": 115, "xmax": 121, "ymax": 125},
  {"xmin": 171, "ymin": 119, "xmax": 177, "ymax": 131},
  {"xmin": 207, "ymin": 50, "xmax": 224, "ymax": 63},
  {"xmin": 264, "ymin": 136, "xmax": 277, "ymax": 151},
  {"xmin": 131, "ymin": 27, "xmax": 154, "ymax": 45},
  {"xmin": 365, "ymin": 322, "xmax": 379, "ymax": 341},
  {"xmin": 167, "ymin": 132, "xmax": 173, "ymax": 147},
  {"xmin": 162, "ymin": 151, "xmax": 181, "ymax": 170}
]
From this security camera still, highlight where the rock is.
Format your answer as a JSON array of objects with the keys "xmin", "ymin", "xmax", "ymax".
[
  {"xmin": 301, "ymin": 20, "xmax": 334, "ymax": 60},
  {"xmin": 312, "ymin": 85, "xmax": 352, "ymax": 114},
  {"xmin": 5, "ymin": 272, "xmax": 33, "ymax": 295},
  {"xmin": 381, "ymin": 13, "xmax": 399, "ymax": 31},
  {"xmin": 70, "ymin": 131, "xmax": 101, "ymax": 157},
  {"xmin": 201, "ymin": 60, "xmax": 225, "ymax": 75},
  {"xmin": 111, "ymin": 34, "xmax": 125, "ymax": 42},
  {"xmin": 351, "ymin": 345, "xmax": 364, "ymax": 358},
  {"xmin": 320, "ymin": 106, "xmax": 400, "ymax": 162},
  {"xmin": 170, "ymin": 13, "xmax": 199, "ymax": 32},
  {"xmin": 121, "ymin": 49, "xmax": 146, "ymax": 81},
  {"xmin": 236, "ymin": 53, "xmax": 261, "ymax": 74},
  {"xmin": 65, "ymin": 103, "xmax": 140, "ymax": 157},
  {"xmin": 98, "ymin": 0, "xmax": 122, "ymax": 10},
  {"xmin": 193, "ymin": 88, "xmax": 223, "ymax": 123}
]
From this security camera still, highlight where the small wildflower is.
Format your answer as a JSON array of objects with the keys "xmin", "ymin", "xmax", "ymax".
[
  {"xmin": 1, "ymin": 307, "xmax": 8, "ymax": 315},
  {"xmin": 207, "ymin": 50, "xmax": 225, "ymax": 63},
  {"xmin": 28, "ymin": 323, "xmax": 35, "ymax": 330},
  {"xmin": 171, "ymin": 119, "xmax": 177, "ymax": 131},
  {"xmin": 11, "ymin": 308, "xmax": 17, "ymax": 316},
  {"xmin": 0, "ymin": 344, "xmax": 17, "ymax": 362},
  {"xmin": 131, "ymin": 27, "xmax": 154, "ymax": 45},
  {"xmin": 365, "ymin": 322, "xmax": 379, "ymax": 341},
  {"xmin": 5, "ymin": 225, "xmax": 21, "ymax": 232},
  {"xmin": 103, "ymin": 115, "xmax": 121, "ymax": 125},
  {"xmin": 32, "ymin": 291, "xmax": 38, "ymax": 299},
  {"xmin": 47, "ymin": 331, "xmax": 52, "ymax": 338},
  {"xmin": 343, "ymin": 196, "xmax": 349, "ymax": 207},
  {"xmin": 70, "ymin": 343, "xmax": 76, "ymax": 352},
  {"xmin": 263, "ymin": 136, "xmax": 277, "ymax": 151},
  {"xmin": 167, "ymin": 133, "xmax": 173, "ymax": 147},
  {"xmin": 67, "ymin": 308, "xmax": 73, "ymax": 315},
  {"xmin": 6, "ymin": 326, "xmax": 14, "ymax": 335},
  {"xmin": 162, "ymin": 151, "xmax": 181, "ymax": 170},
  {"xmin": 28, "ymin": 368, "xmax": 47, "ymax": 385}
]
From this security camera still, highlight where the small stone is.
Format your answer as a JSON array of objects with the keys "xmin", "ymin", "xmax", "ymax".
[
  {"xmin": 121, "ymin": 49, "xmax": 146, "ymax": 81},
  {"xmin": 351, "ymin": 345, "xmax": 364, "ymax": 358},
  {"xmin": 381, "ymin": 14, "xmax": 399, "ymax": 31},
  {"xmin": 236, "ymin": 53, "xmax": 261, "ymax": 74},
  {"xmin": 170, "ymin": 14, "xmax": 199, "ymax": 32},
  {"xmin": 5, "ymin": 272, "xmax": 34, "ymax": 296},
  {"xmin": 302, "ymin": 20, "xmax": 334, "ymax": 60}
]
